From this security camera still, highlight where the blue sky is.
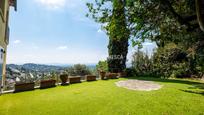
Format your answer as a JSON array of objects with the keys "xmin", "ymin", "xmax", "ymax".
[{"xmin": 7, "ymin": 0, "xmax": 156, "ymax": 65}]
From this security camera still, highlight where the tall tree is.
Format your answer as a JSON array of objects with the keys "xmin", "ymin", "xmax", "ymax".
[
  {"xmin": 125, "ymin": 0, "xmax": 204, "ymax": 76},
  {"xmin": 87, "ymin": 0, "xmax": 129, "ymax": 72}
]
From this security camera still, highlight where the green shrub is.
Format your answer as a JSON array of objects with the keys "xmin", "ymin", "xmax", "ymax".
[
  {"xmin": 153, "ymin": 43, "xmax": 190, "ymax": 78},
  {"xmin": 131, "ymin": 43, "xmax": 192, "ymax": 78},
  {"xmin": 131, "ymin": 49, "xmax": 154, "ymax": 76},
  {"xmin": 125, "ymin": 68, "xmax": 136, "ymax": 77},
  {"xmin": 96, "ymin": 60, "xmax": 108, "ymax": 72},
  {"xmin": 67, "ymin": 64, "xmax": 91, "ymax": 76}
]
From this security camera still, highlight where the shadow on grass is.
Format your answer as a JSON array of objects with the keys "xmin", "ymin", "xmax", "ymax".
[
  {"xmin": 126, "ymin": 76, "xmax": 204, "ymax": 96},
  {"xmin": 180, "ymin": 83, "xmax": 204, "ymax": 96},
  {"xmin": 126, "ymin": 77, "xmax": 203, "ymax": 85},
  {"xmin": 180, "ymin": 89, "xmax": 204, "ymax": 96}
]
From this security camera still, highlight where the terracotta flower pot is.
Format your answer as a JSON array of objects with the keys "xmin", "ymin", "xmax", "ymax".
[
  {"xmin": 60, "ymin": 74, "xmax": 68, "ymax": 85},
  {"xmin": 99, "ymin": 71, "xmax": 106, "ymax": 80}
]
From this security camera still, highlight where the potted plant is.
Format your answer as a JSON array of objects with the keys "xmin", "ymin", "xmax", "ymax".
[
  {"xmin": 99, "ymin": 71, "xmax": 106, "ymax": 80},
  {"xmin": 96, "ymin": 61, "xmax": 108, "ymax": 80},
  {"xmin": 60, "ymin": 74, "xmax": 68, "ymax": 85}
]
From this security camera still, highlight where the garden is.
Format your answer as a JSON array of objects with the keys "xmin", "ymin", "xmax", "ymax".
[
  {"xmin": 0, "ymin": 77, "xmax": 204, "ymax": 115},
  {"xmin": 1, "ymin": 0, "xmax": 204, "ymax": 114}
]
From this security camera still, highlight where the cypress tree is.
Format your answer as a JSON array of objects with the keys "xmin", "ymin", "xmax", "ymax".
[{"xmin": 107, "ymin": 0, "xmax": 129, "ymax": 72}]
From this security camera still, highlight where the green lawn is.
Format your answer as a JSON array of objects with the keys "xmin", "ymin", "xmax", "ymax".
[{"xmin": 0, "ymin": 77, "xmax": 204, "ymax": 115}]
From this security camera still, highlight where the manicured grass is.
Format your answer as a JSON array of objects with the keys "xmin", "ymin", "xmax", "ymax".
[{"xmin": 0, "ymin": 77, "xmax": 204, "ymax": 115}]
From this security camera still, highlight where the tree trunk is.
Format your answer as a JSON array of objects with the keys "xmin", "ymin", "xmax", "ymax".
[{"xmin": 196, "ymin": 0, "xmax": 204, "ymax": 31}]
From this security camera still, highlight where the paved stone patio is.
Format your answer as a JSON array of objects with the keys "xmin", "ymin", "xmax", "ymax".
[{"xmin": 115, "ymin": 80, "xmax": 162, "ymax": 91}]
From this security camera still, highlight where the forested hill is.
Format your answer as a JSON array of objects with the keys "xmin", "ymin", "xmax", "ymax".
[
  {"xmin": 7, "ymin": 63, "xmax": 96, "ymax": 72},
  {"xmin": 7, "ymin": 63, "xmax": 66, "ymax": 72}
]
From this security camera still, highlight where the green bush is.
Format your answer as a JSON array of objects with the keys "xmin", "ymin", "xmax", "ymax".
[
  {"xmin": 66, "ymin": 64, "xmax": 91, "ymax": 76},
  {"xmin": 125, "ymin": 68, "xmax": 136, "ymax": 77},
  {"xmin": 153, "ymin": 43, "xmax": 190, "ymax": 78},
  {"xmin": 96, "ymin": 60, "xmax": 108, "ymax": 72},
  {"xmin": 131, "ymin": 49, "xmax": 154, "ymax": 76},
  {"xmin": 131, "ymin": 43, "xmax": 192, "ymax": 78}
]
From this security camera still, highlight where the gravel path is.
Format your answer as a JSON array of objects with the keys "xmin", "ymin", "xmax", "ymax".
[{"xmin": 115, "ymin": 79, "xmax": 162, "ymax": 91}]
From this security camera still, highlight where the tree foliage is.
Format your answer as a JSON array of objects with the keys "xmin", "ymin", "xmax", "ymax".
[
  {"xmin": 132, "ymin": 49, "xmax": 153, "ymax": 76},
  {"xmin": 96, "ymin": 60, "xmax": 108, "ymax": 72},
  {"xmin": 131, "ymin": 41, "xmax": 204, "ymax": 78},
  {"xmin": 152, "ymin": 43, "xmax": 190, "ymax": 78},
  {"xmin": 126, "ymin": 0, "xmax": 200, "ymax": 46},
  {"xmin": 66, "ymin": 64, "xmax": 91, "ymax": 76},
  {"xmin": 87, "ymin": 0, "xmax": 204, "ymax": 77}
]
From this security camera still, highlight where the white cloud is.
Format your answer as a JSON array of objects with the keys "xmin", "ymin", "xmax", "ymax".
[
  {"xmin": 32, "ymin": 45, "xmax": 39, "ymax": 49},
  {"xmin": 57, "ymin": 46, "xmax": 68, "ymax": 50},
  {"xmin": 35, "ymin": 0, "xmax": 66, "ymax": 10},
  {"xmin": 35, "ymin": 0, "xmax": 84, "ymax": 10},
  {"xmin": 13, "ymin": 40, "xmax": 21, "ymax": 44}
]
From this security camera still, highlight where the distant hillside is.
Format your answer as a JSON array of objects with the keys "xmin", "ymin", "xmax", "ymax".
[
  {"xmin": 7, "ymin": 63, "xmax": 96, "ymax": 72},
  {"xmin": 7, "ymin": 63, "xmax": 66, "ymax": 72}
]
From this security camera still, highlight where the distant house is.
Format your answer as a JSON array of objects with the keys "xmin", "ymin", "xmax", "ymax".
[{"xmin": 0, "ymin": 0, "xmax": 17, "ymax": 91}]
